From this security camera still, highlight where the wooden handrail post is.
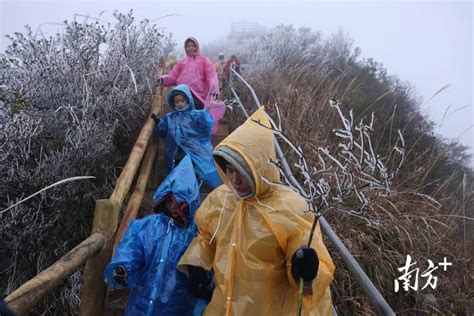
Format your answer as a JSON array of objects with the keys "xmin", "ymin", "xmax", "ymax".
[
  {"xmin": 5, "ymin": 233, "xmax": 105, "ymax": 316},
  {"xmin": 79, "ymin": 199, "xmax": 120, "ymax": 316}
]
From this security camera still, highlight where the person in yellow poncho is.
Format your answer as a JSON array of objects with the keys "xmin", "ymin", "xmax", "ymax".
[{"xmin": 177, "ymin": 106, "xmax": 335, "ymax": 315}]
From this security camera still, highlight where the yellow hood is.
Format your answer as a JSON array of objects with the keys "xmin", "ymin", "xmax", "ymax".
[
  {"xmin": 214, "ymin": 106, "xmax": 279, "ymax": 199},
  {"xmin": 178, "ymin": 106, "xmax": 335, "ymax": 315}
]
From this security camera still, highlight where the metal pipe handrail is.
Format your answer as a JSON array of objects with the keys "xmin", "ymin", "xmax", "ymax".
[
  {"xmin": 228, "ymin": 65, "xmax": 395, "ymax": 315},
  {"xmin": 228, "ymin": 74, "xmax": 249, "ymax": 118},
  {"xmin": 229, "ymin": 64, "xmax": 261, "ymax": 108}
]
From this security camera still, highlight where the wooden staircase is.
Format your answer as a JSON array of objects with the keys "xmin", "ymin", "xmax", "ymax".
[{"xmin": 103, "ymin": 102, "xmax": 230, "ymax": 316}]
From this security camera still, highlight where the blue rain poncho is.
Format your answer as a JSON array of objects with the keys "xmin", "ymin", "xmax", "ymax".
[
  {"xmin": 104, "ymin": 156, "xmax": 202, "ymax": 316},
  {"xmin": 154, "ymin": 84, "xmax": 221, "ymax": 188}
]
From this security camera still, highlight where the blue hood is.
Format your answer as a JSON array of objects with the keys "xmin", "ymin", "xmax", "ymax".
[
  {"xmin": 152, "ymin": 155, "xmax": 200, "ymax": 224},
  {"xmin": 155, "ymin": 85, "xmax": 222, "ymax": 188},
  {"xmin": 167, "ymin": 84, "xmax": 195, "ymax": 111},
  {"xmin": 104, "ymin": 156, "xmax": 203, "ymax": 315}
]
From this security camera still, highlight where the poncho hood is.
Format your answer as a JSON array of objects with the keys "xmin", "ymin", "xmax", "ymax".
[
  {"xmin": 213, "ymin": 106, "xmax": 279, "ymax": 199},
  {"xmin": 167, "ymin": 84, "xmax": 195, "ymax": 111},
  {"xmin": 152, "ymin": 155, "xmax": 200, "ymax": 226},
  {"xmin": 184, "ymin": 36, "xmax": 200, "ymax": 56}
]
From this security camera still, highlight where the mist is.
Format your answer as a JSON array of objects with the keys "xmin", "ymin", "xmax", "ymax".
[{"xmin": 1, "ymin": 0, "xmax": 472, "ymax": 162}]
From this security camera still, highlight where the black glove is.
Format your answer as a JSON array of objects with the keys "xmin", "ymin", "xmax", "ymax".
[
  {"xmin": 291, "ymin": 245, "xmax": 319, "ymax": 282},
  {"xmin": 113, "ymin": 265, "xmax": 128, "ymax": 287},
  {"xmin": 0, "ymin": 297, "xmax": 15, "ymax": 316},
  {"xmin": 151, "ymin": 113, "xmax": 160, "ymax": 125},
  {"xmin": 188, "ymin": 265, "xmax": 212, "ymax": 301}
]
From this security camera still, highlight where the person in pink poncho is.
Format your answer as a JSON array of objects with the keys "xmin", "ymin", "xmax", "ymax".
[
  {"xmin": 160, "ymin": 37, "xmax": 218, "ymax": 108},
  {"xmin": 159, "ymin": 37, "xmax": 225, "ymax": 133}
]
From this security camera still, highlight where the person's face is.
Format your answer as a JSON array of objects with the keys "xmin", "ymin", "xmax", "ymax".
[
  {"xmin": 185, "ymin": 41, "xmax": 197, "ymax": 55},
  {"xmin": 164, "ymin": 197, "xmax": 180, "ymax": 218},
  {"xmin": 225, "ymin": 164, "xmax": 251, "ymax": 197},
  {"xmin": 173, "ymin": 94, "xmax": 188, "ymax": 110}
]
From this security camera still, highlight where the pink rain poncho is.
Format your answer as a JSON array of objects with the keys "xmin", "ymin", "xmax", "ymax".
[{"xmin": 162, "ymin": 37, "xmax": 225, "ymax": 133}]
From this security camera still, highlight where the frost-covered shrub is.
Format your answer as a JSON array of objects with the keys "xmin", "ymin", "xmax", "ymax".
[{"xmin": 0, "ymin": 11, "xmax": 175, "ymax": 314}]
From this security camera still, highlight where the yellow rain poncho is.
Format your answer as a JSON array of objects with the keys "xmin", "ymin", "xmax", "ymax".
[{"xmin": 178, "ymin": 107, "xmax": 335, "ymax": 315}]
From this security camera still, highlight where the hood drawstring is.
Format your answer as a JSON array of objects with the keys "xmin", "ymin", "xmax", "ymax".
[
  {"xmin": 166, "ymin": 218, "xmax": 174, "ymax": 234},
  {"xmin": 209, "ymin": 190, "xmax": 228, "ymax": 244},
  {"xmin": 255, "ymin": 196, "xmax": 278, "ymax": 212},
  {"xmin": 208, "ymin": 193, "xmax": 283, "ymax": 245}
]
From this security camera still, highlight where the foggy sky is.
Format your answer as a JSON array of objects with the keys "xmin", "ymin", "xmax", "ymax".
[{"xmin": 1, "ymin": 0, "xmax": 472, "ymax": 163}]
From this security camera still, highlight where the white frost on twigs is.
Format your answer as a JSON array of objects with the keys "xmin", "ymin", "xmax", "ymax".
[
  {"xmin": 1, "ymin": 176, "xmax": 96, "ymax": 214},
  {"xmin": 253, "ymin": 100, "xmax": 405, "ymax": 226}
]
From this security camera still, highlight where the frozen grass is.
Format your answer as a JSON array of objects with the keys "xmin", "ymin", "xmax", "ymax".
[{"xmin": 223, "ymin": 25, "xmax": 473, "ymax": 314}]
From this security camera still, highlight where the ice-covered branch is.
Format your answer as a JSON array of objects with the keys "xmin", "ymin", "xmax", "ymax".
[{"xmin": 253, "ymin": 100, "xmax": 405, "ymax": 225}]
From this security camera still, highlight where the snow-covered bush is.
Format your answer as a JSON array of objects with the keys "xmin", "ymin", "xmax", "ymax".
[{"xmin": 0, "ymin": 11, "xmax": 175, "ymax": 313}]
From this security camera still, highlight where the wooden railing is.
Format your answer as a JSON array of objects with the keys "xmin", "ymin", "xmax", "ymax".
[
  {"xmin": 4, "ymin": 232, "xmax": 105, "ymax": 315},
  {"xmin": 79, "ymin": 89, "xmax": 163, "ymax": 315},
  {"xmin": 5, "ymin": 87, "xmax": 165, "ymax": 316}
]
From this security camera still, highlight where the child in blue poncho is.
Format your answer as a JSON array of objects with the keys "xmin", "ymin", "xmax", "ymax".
[
  {"xmin": 104, "ymin": 156, "xmax": 212, "ymax": 316},
  {"xmin": 152, "ymin": 84, "xmax": 221, "ymax": 188}
]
